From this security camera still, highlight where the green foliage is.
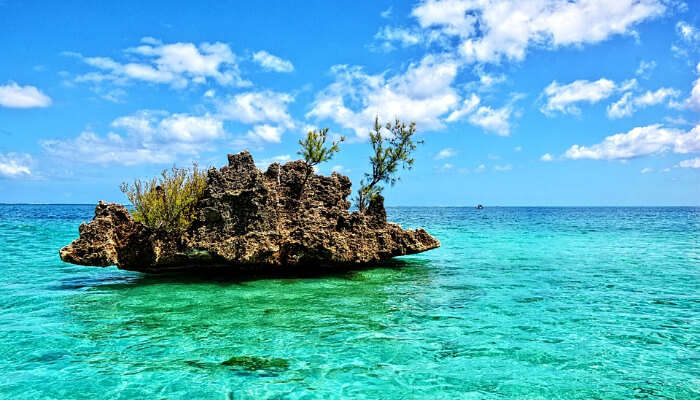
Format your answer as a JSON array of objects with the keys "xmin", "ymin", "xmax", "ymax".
[
  {"xmin": 356, "ymin": 117, "xmax": 422, "ymax": 211},
  {"xmin": 297, "ymin": 128, "xmax": 345, "ymax": 171},
  {"xmin": 297, "ymin": 128, "xmax": 344, "ymax": 200},
  {"xmin": 119, "ymin": 164, "xmax": 207, "ymax": 232}
]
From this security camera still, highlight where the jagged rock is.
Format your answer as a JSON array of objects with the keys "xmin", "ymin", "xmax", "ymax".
[{"xmin": 59, "ymin": 151, "xmax": 440, "ymax": 273}]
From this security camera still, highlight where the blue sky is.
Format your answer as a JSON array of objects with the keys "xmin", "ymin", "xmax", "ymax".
[{"xmin": 0, "ymin": 0, "xmax": 699, "ymax": 205}]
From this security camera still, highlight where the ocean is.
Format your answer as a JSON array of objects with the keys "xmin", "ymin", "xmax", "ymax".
[{"xmin": 0, "ymin": 205, "xmax": 698, "ymax": 399}]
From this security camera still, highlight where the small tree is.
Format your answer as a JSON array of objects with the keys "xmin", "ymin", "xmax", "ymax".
[
  {"xmin": 297, "ymin": 128, "xmax": 344, "ymax": 197},
  {"xmin": 120, "ymin": 163, "xmax": 207, "ymax": 231},
  {"xmin": 355, "ymin": 117, "xmax": 422, "ymax": 212}
]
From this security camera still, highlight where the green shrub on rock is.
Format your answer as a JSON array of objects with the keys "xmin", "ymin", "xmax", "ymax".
[
  {"xmin": 356, "ymin": 117, "xmax": 422, "ymax": 212},
  {"xmin": 297, "ymin": 128, "xmax": 344, "ymax": 199},
  {"xmin": 119, "ymin": 164, "xmax": 207, "ymax": 232}
]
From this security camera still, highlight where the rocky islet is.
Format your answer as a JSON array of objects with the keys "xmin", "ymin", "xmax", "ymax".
[{"xmin": 59, "ymin": 151, "xmax": 440, "ymax": 273}]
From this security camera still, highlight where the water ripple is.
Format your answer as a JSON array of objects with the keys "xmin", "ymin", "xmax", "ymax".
[{"xmin": 0, "ymin": 205, "xmax": 698, "ymax": 398}]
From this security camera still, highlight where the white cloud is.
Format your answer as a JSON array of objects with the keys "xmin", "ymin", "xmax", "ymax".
[
  {"xmin": 412, "ymin": 0, "xmax": 479, "ymax": 38},
  {"xmin": 445, "ymin": 92, "xmax": 513, "ymax": 135},
  {"xmin": 686, "ymin": 63, "xmax": 700, "ymax": 111},
  {"xmin": 380, "ymin": 6, "xmax": 392, "ymax": 19},
  {"xmin": 374, "ymin": 26, "xmax": 423, "ymax": 51},
  {"xmin": 664, "ymin": 116, "xmax": 691, "ymax": 126},
  {"xmin": 446, "ymin": 93, "xmax": 480, "ymax": 122},
  {"xmin": 252, "ymin": 50, "xmax": 294, "ymax": 73},
  {"xmin": 653, "ymin": 62, "xmax": 700, "ymax": 112},
  {"xmin": 412, "ymin": 0, "xmax": 665, "ymax": 64},
  {"xmin": 494, "ymin": 164, "xmax": 512, "ymax": 171},
  {"xmin": 41, "ymin": 111, "xmax": 225, "ymax": 165},
  {"xmin": 247, "ymin": 124, "xmax": 285, "ymax": 143},
  {"xmin": 111, "ymin": 111, "xmax": 225, "ymax": 143},
  {"xmin": 678, "ymin": 157, "xmax": 700, "ymax": 168},
  {"xmin": 217, "ymin": 90, "xmax": 294, "ymax": 126},
  {"xmin": 640, "ymin": 167, "xmax": 653, "ymax": 174},
  {"xmin": 563, "ymin": 124, "xmax": 700, "ymax": 160},
  {"xmin": 514, "ymin": 146, "xmax": 522, "ymax": 152},
  {"xmin": 671, "ymin": 44, "xmax": 688, "ymax": 59},
  {"xmin": 633, "ymin": 88, "xmax": 680, "ymax": 106},
  {"xmin": 111, "ymin": 111, "xmax": 160, "ymax": 134},
  {"xmin": 618, "ymin": 80, "xmax": 639, "ymax": 92},
  {"xmin": 468, "ymin": 105, "xmax": 512, "ymax": 136},
  {"xmin": 308, "ymin": 54, "xmax": 460, "ymax": 138},
  {"xmin": 140, "ymin": 36, "xmax": 162, "ymax": 45},
  {"xmin": 476, "ymin": 164, "xmax": 486, "ymax": 172},
  {"xmin": 435, "ymin": 148, "xmax": 457, "ymax": 160},
  {"xmin": 0, "ymin": 82, "xmax": 51, "ymax": 108},
  {"xmin": 540, "ymin": 153, "xmax": 553, "ymax": 162},
  {"xmin": 331, "ymin": 165, "xmax": 350, "ymax": 175},
  {"xmin": 158, "ymin": 114, "xmax": 224, "ymax": 142},
  {"xmin": 635, "ymin": 60, "xmax": 656, "ymax": 79},
  {"xmin": 676, "ymin": 21, "xmax": 700, "ymax": 43},
  {"xmin": 97, "ymin": 88, "xmax": 127, "ymax": 103},
  {"xmin": 441, "ymin": 163, "xmax": 454, "ymax": 170},
  {"xmin": 0, "ymin": 153, "xmax": 32, "ymax": 177},
  {"xmin": 216, "ymin": 90, "xmax": 295, "ymax": 143},
  {"xmin": 68, "ymin": 38, "xmax": 250, "ymax": 89},
  {"xmin": 42, "ymin": 131, "xmax": 173, "ymax": 166},
  {"xmin": 673, "ymin": 22, "xmax": 699, "ymax": 59},
  {"xmin": 476, "ymin": 70, "xmax": 506, "ymax": 90},
  {"xmin": 541, "ymin": 78, "xmax": 617, "ymax": 115},
  {"xmin": 257, "ymin": 154, "xmax": 291, "ymax": 170},
  {"xmin": 607, "ymin": 87, "xmax": 680, "ymax": 118}
]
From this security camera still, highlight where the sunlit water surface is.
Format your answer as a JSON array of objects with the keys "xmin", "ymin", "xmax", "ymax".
[{"xmin": 0, "ymin": 205, "xmax": 698, "ymax": 399}]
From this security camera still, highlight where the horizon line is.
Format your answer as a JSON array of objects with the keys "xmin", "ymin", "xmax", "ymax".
[{"xmin": 1, "ymin": 203, "xmax": 698, "ymax": 208}]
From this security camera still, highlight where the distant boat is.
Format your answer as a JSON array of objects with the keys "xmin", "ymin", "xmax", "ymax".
[{"xmin": 476, "ymin": 204, "xmax": 484, "ymax": 209}]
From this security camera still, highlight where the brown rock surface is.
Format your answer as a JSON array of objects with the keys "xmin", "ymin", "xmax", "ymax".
[{"xmin": 59, "ymin": 151, "xmax": 440, "ymax": 273}]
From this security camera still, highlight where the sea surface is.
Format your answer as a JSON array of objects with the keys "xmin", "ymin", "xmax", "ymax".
[{"xmin": 0, "ymin": 205, "xmax": 698, "ymax": 399}]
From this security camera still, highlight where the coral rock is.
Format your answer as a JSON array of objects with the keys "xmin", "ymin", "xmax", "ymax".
[{"xmin": 59, "ymin": 151, "xmax": 440, "ymax": 273}]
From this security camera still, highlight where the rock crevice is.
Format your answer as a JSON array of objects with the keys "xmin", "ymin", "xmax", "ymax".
[{"xmin": 60, "ymin": 151, "xmax": 440, "ymax": 273}]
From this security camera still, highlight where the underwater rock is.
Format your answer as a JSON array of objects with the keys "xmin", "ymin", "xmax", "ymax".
[
  {"xmin": 59, "ymin": 151, "xmax": 440, "ymax": 273},
  {"xmin": 221, "ymin": 356, "xmax": 289, "ymax": 371}
]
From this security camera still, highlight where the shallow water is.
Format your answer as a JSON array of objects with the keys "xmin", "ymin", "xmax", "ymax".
[{"xmin": 0, "ymin": 205, "xmax": 698, "ymax": 399}]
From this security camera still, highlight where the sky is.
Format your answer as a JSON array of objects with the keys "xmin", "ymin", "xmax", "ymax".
[{"xmin": 0, "ymin": 0, "xmax": 699, "ymax": 206}]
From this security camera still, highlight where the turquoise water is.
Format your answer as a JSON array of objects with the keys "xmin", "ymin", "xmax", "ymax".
[{"xmin": 0, "ymin": 205, "xmax": 698, "ymax": 399}]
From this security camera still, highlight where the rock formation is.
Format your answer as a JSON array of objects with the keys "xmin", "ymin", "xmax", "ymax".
[{"xmin": 60, "ymin": 151, "xmax": 440, "ymax": 274}]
